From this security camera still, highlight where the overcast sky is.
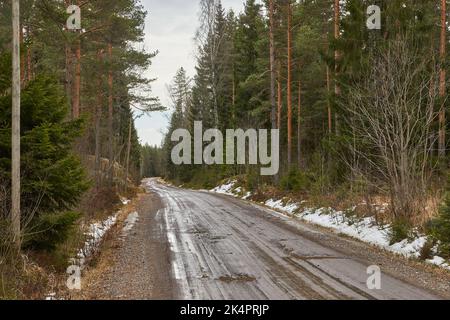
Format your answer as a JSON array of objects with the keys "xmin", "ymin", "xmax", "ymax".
[{"xmin": 135, "ymin": 0, "xmax": 246, "ymax": 146}]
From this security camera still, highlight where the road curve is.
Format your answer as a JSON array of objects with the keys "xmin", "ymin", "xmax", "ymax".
[{"xmin": 147, "ymin": 179, "xmax": 441, "ymax": 300}]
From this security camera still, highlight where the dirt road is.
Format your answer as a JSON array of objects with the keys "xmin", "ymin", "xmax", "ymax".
[{"xmin": 85, "ymin": 179, "xmax": 450, "ymax": 300}]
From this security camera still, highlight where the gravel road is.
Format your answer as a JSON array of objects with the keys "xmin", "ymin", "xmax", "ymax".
[
  {"xmin": 149, "ymin": 179, "xmax": 450, "ymax": 300},
  {"xmin": 85, "ymin": 178, "xmax": 450, "ymax": 300}
]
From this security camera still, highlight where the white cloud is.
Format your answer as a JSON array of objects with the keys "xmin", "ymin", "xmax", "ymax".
[{"xmin": 135, "ymin": 0, "xmax": 246, "ymax": 146}]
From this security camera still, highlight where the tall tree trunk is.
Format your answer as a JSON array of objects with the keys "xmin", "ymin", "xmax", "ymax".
[
  {"xmin": 26, "ymin": 44, "xmax": 32, "ymax": 82},
  {"xmin": 72, "ymin": 0, "xmax": 82, "ymax": 119},
  {"xmin": 95, "ymin": 49, "xmax": 104, "ymax": 188},
  {"xmin": 326, "ymin": 65, "xmax": 332, "ymax": 134},
  {"xmin": 269, "ymin": 0, "xmax": 277, "ymax": 131},
  {"xmin": 64, "ymin": 2, "xmax": 72, "ymax": 102},
  {"xmin": 297, "ymin": 80, "xmax": 302, "ymax": 168},
  {"xmin": 125, "ymin": 116, "xmax": 132, "ymax": 193},
  {"xmin": 65, "ymin": 44, "xmax": 73, "ymax": 103},
  {"xmin": 11, "ymin": 0, "xmax": 21, "ymax": 249},
  {"xmin": 72, "ymin": 37, "xmax": 81, "ymax": 119},
  {"xmin": 334, "ymin": 0, "xmax": 341, "ymax": 134},
  {"xmin": 439, "ymin": 0, "xmax": 447, "ymax": 158},
  {"xmin": 277, "ymin": 62, "xmax": 282, "ymax": 130},
  {"xmin": 107, "ymin": 42, "xmax": 114, "ymax": 187},
  {"xmin": 287, "ymin": 1, "xmax": 293, "ymax": 168},
  {"xmin": 232, "ymin": 71, "xmax": 236, "ymax": 126}
]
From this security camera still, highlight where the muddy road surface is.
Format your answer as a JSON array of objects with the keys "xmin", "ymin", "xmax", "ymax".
[
  {"xmin": 144, "ymin": 179, "xmax": 446, "ymax": 300},
  {"xmin": 85, "ymin": 179, "xmax": 450, "ymax": 300}
]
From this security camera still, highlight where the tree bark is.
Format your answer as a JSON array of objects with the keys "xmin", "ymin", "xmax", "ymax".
[
  {"xmin": 326, "ymin": 65, "xmax": 332, "ymax": 134},
  {"xmin": 26, "ymin": 44, "xmax": 32, "ymax": 82},
  {"xmin": 65, "ymin": 44, "xmax": 73, "ymax": 103},
  {"xmin": 72, "ymin": 37, "xmax": 81, "ymax": 119},
  {"xmin": 269, "ymin": 0, "xmax": 277, "ymax": 131},
  {"xmin": 72, "ymin": 0, "xmax": 82, "ymax": 119},
  {"xmin": 125, "ymin": 116, "xmax": 132, "ymax": 193},
  {"xmin": 287, "ymin": 1, "xmax": 293, "ymax": 168},
  {"xmin": 439, "ymin": 0, "xmax": 447, "ymax": 158},
  {"xmin": 95, "ymin": 49, "xmax": 104, "ymax": 188},
  {"xmin": 108, "ymin": 42, "xmax": 114, "ymax": 187},
  {"xmin": 334, "ymin": 0, "xmax": 341, "ymax": 134},
  {"xmin": 277, "ymin": 62, "xmax": 282, "ymax": 130},
  {"xmin": 297, "ymin": 80, "xmax": 302, "ymax": 168}
]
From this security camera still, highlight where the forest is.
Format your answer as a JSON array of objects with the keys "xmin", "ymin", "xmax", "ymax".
[
  {"xmin": 0, "ymin": 0, "xmax": 450, "ymax": 299},
  {"xmin": 162, "ymin": 0, "xmax": 450, "ymax": 261},
  {"xmin": 0, "ymin": 0, "xmax": 161, "ymax": 298}
]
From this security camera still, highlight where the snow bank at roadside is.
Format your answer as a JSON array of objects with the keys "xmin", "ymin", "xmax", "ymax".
[
  {"xmin": 122, "ymin": 211, "xmax": 139, "ymax": 235},
  {"xmin": 211, "ymin": 180, "xmax": 239, "ymax": 196},
  {"xmin": 211, "ymin": 180, "xmax": 450, "ymax": 271},
  {"xmin": 69, "ymin": 212, "xmax": 120, "ymax": 269}
]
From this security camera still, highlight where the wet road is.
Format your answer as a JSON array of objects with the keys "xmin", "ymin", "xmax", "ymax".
[{"xmin": 147, "ymin": 179, "xmax": 441, "ymax": 300}]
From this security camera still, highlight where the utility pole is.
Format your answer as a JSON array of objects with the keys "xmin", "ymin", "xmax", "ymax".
[{"xmin": 11, "ymin": 0, "xmax": 21, "ymax": 249}]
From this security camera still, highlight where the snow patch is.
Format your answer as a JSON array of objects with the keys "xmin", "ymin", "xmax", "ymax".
[
  {"xmin": 265, "ymin": 199, "xmax": 299, "ymax": 215},
  {"xmin": 122, "ymin": 211, "xmax": 139, "ymax": 234},
  {"xmin": 427, "ymin": 256, "xmax": 450, "ymax": 270},
  {"xmin": 211, "ymin": 180, "xmax": 238, "ymax": 196},
  {"xmin": 120, "ymin": 197, "xmax": 130, "ymax": 205},
  {"xmin": 69, "ymin": 212, "xmax": 119, "ymax": 269}
]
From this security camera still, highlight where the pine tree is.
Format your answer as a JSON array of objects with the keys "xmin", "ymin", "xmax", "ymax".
[
  {"xmin": 433, "ymin": 178, "xmax": 450, "ymax": 258},
  {"xmin": 0, "ymin": 56, "xmax": 89, "ymax": 248}
]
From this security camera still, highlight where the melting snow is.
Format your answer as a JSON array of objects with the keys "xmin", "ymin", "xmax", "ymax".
[
  {"xmin": 69, "ymin": 212, "xmax": 119, "ymax": 269},
  {"xmin": 122, "ymin": 211, "xmax": 139, "ymax": 234},
  {"xmin": 120, "ymin": 197, "xmax": 130, "ymax": 205},
  {"xmin": 211, "ymin": 180, "xmax": 238, "ymax": 196}
]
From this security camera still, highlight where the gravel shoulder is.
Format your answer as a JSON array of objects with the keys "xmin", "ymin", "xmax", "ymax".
[{"xmin": 76, "ymin": 191, "xmax": 176, "ymax": 300}]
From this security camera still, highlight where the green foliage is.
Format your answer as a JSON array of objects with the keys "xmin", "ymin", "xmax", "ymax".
[
  {"xmin": 429, "ymin": 182, "xmax": 450, "ymax": 258},
  {"xmin": 25, "ymin": 211, "xmax": 81, "ymax": 251},
  {"xmin": 281, "ymin": 169, "xmax": 311, "ymax": 193},
  {"xmin": 141, "ymin": 144, "xmax": 163, "ymax": 178},
  {"xmin": 0, "ymin": 72, "xmax": 90, "ymax": 215},
  {"xmin": 389, "ymin": 218, "xmax": 412, "ymax": 245},
  {"xmin": 0, "ymin": 55, "xmax": 90, "ymax": 250}
]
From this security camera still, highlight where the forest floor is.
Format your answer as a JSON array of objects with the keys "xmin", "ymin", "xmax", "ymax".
[{"xmin": 73, "ymin": 179, "xmax": 450, "ymax": 300}]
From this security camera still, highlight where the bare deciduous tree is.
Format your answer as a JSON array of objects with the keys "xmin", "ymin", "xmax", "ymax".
[{"xmin": 344, "ymin": 39, "xmax": 440, "ymax": 221}]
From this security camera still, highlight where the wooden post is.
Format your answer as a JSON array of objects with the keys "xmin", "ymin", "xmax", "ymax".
[{"xmin": 11, "ymin": 0, "xmax": 21, "ymax": 249}]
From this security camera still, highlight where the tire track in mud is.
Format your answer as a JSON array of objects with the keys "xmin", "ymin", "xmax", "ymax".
[{"xmin": 147, "ymin": 179, "xmax": 442, "ymax": 300}]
